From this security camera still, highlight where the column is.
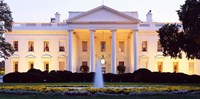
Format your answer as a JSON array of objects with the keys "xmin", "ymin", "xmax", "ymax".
[
  {"xmin": 111, "ymin": 29, "xmax": 116, "ymax": 74},
  {"xmin": 133, "ymin": 31, "xmax": 138, "ymax": 71},
  {"xmin": 68, "ymin": 29, "xmax": 73, "ymax": 72},
  {"xmin": 90, "ymin": 29, "xmax": 95, "ymax": 72}
]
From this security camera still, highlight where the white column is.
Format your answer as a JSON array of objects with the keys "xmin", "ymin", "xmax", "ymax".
[
  {"xmin": 68, "ymin": 29, "xmax": 73, "ymax": 72},
  {"xmin": 111, "ymin": 29, "xmax": 116, "ymax": 74},
  {"xmin": 133, "ymin": 31, "xmax": 138, "ymax": 71},
  {"xmin": 90, "ymin": 29, "xmax": 95, "ymax": 72}
]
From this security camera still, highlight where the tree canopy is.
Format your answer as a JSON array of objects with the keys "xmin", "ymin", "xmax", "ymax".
[
  {"xmin": 157, "ymin": 0, "xmax": 200, "ymax": 59},
  {"xmin": 0, "ymin": 0, "xmax": 14, "ymax": 59}
]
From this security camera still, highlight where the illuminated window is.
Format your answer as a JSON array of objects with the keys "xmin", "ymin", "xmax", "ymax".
[
  {"xmin": 44, "ymin": 41, "xmax": 49, "ymax": 52},
  {"xmin": 189, "ymin": 62, "xmax": 194, "ymax": 75},
  {"xmin": 82, "ymin": 61, "xmax": 88, "ymax": 66},
  {"xmin": 142, "ymin": 41, "xmax": 147, "ymax": 52},
  {"xmin": 59, "ymin": 61, "xmax": 65, "ymax": 71},
  {"xmin": 28, "ymin": 41, "xmax": 34, "ymax": 52},
  {"xmin": 119, "ymin": 61, "xmax": 124, "ymax": 66},
  {"xmin": 82, "ymin": 41, "xmax": 88, "ymax": 52},
  {"xmin": 101, "ymin": 41, "xmax": 106, "ymax": 52},
  {"xmin": 28, "ymin": 61, "xmax": 34, "ymax": 70},
  {"xmin": 13, "ymin": 41, "xmax": 18, "ymax": 51},
  {"xmin": 44, "ymin": 62, "xmax": 49, "ymax": 71},
  {"xmin": 173, "ymin": 62, "xmax": 179, "ymax": 73},
  {"xmin": 119, "ymin": 41, "xmax": 124, "ymax": 52},
  {"xmin": 59, "ymin": 41, "xmax": 65, "ymax": 52},
  {"xmin": 13, "ymin": 61, "xmax": 18, "ymax": 72},
  {"xmin": 157, "ymin": 41, "xmax": 162, "ymax": 52},
  {"xmin": 157, "ymin": 62, "xmax": 163, "ymax": 72}
]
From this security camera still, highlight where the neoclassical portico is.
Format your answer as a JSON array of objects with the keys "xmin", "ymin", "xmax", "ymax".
[{"xmin": 66, "ymin": 5, "xmax": 140, "ymax": 74}]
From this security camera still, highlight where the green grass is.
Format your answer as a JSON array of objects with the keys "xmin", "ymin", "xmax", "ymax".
[{"xmin": 0, "ymin": 94, "xmax": 199, "ymax": 99}]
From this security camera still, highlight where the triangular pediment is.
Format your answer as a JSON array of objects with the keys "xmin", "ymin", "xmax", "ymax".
[{"xmin": 67, "ymin": 5, "xmax": 140, "ymax": 23}]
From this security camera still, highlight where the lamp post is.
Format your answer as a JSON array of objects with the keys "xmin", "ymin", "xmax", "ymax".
[{"xmin": 100, "ymin": 55, "xmax": 106, "ymax": 65}]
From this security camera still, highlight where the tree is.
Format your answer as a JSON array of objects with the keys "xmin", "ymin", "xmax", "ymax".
[
  {"xmin": 0, "ymin": 0, "xmax": 14, "ymax": 59},
  {"xmin": 157, "ymin": 0, "xmax": 200, "ymax": 59}
]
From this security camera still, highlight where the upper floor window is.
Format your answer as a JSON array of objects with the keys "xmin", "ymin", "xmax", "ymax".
[
  {"xmin": 13, "ymin": 41, "xmax": 18, "ymax": 51},
  {"xmin": 59, "ymin": 41, "xmax": 65, "ymax": 52},
  {"xmin": 119, "ymin": 41, "xmax": 124, "ymax": 52},
  {"xmin": 142, "ymin": 41, "xmax": 147, "ymax": 52},
  {"xmin": 82, "ymin": 41, "xmax": 88, "ymax": 52},
  {"xmin": 101, "ymin": 41, "xmax": 106, "ymax": 52},
  {"xmin": 44, "ymin": 41, "xmax": 49, "ymax": 52},
  {"xmin": 28, "ymin": 41, "xmax": 34, "ymax": 52},
  {"xmin": 157, "ymin": 41, "xmax": 162, "ymax": 52}
]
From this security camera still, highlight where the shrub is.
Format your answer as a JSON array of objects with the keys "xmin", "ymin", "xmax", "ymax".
[
  {"xmin": 80, "ymin": 65, "xmax": 89, "ymax": 73},
  {"xmin": 117, "ymin": 65, "xmax": 126, "ymax": 74},
  {"xmin": 133, "ymin": 69, "xmax": 152, "ymax": 82}
]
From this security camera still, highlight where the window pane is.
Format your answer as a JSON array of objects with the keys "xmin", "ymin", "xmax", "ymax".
[
  {"xmin": 44, "ymin": 41, "xmax": 49, "ymax": 52},
  {"xmin": 59, "ymin": 61, "xmax": 65, "ymax": 71},
  {"xmin": 59, "ymin": 41, "xmax": 65, "ymax": 52},
  {"xmin": 28, "ymin": 61, "xmax": 34, "ymax": 69},
  {"xmin": 101, "ymin": 41, "xmax": 106, "ymax": 52},
  {"xmin": 157, "ymin": 62, "xmax": 163, "ymax": 72},
  {"xmin": 13, "ymin": 61, "xmax": 18, "ymax": 72},
  {"xmin": 44, "ymin": 62, "xmax": 49, "ymax": 71},
  {"xmin": 13, "ymin": 41, "xmax": 18, "ymax": 51},
  {"xmin": 142, "ymin": 41, "xmax": 147, "ymax": 52},
  {"xmin": 28, "ymin": 41, "xmax": 34, "ymax": 52},
  {"xmin": 173, "ymin": 62, "xmax": 179, "ymax": 73},
  {"xmin": 189, "ymin": 62, "xmax": 194, "ymax": 75},
  {"xmin": 157, "ymin": 41, "xmax": 162, "ymax": 52},
  {"xmin": 119, "ymin": 41, "xmax": 124, "ymax": 52},
  {"xmin": 82, "ymin": 41, "xmax": 87, "ymax": 52}
]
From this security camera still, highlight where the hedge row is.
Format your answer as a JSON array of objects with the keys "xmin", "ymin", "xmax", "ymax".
[{"xmin": 3, "ymin": 69, "xmax": 200, "ymax": 83}]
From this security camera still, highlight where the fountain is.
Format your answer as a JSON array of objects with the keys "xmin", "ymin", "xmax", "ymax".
[{"xmin": 93, "ymin": 60, "xmax": 104, "ymax": 88}]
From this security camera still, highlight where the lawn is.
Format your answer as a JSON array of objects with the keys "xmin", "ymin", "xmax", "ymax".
[
  {"xmin": 0, "ymin": 94, "xmax": 200, "ymax": 99},
  {"xmin": 0, "ymin": 82, "xmax": 200, "ymax": 97}
]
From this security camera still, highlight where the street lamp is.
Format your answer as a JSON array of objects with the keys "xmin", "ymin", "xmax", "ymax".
[{"xmin": 100, "ymin": 55, "xmax": 106, "ymax": 65}]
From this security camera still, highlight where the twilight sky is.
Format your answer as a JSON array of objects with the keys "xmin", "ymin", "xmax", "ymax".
[{"xmin": 4, "ymin": 0, "xmax": 185, "ymax": 22}]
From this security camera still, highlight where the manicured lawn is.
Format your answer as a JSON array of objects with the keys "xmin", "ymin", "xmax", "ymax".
[{"xmin": 0, "ymin": 94, "xmax": 200, "ymax": 99}]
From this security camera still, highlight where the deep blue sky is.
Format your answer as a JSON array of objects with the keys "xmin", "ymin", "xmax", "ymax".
[{"xmin": 5, "ymin": 0, "xmax": 185, "ymax": 22}]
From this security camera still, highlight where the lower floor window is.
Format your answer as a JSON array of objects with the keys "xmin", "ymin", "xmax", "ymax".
[
  {"xmin": 157, "ymin": 62, "xmax": 163, "ymax": 72},
  {"xmin": 13, "ymin": 61, "xmax": 18, "ymax": 72},
  {"xmin": 173, "ymin": 62, "xmax": 179, "ymax": 73},
  {"xmin": 59, "ymin": 61, "xmax": 65, "ymax": 71},
  {"xmin": 44, "ymin": 62, "xmax": 49, "ymax": 71},
  {"xmin": 28, "ymin": 61, "xmax": 34, "ymax": 70}
]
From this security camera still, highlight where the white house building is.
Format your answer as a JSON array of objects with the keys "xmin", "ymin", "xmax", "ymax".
[{"xmin": 4, "ymin": 5, "xmax": 200, "ymax": 75}]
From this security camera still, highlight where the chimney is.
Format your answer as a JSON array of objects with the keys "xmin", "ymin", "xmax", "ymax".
[
  {"xmin": 146, "ymin": 10, "xmax": 152, "ymax": 22},
  {"xmin": 55, "ymin": 12, "xmax": 60, "ymax": 22}
]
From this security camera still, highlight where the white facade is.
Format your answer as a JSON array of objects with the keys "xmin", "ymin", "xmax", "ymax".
[{"xmin": 4, "ymin": 5, "xmax": 200, "ymax": 75}]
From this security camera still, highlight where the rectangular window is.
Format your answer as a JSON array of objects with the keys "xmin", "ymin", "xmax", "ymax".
[
  {"xmin": 28, "ymin": 61, "xmax": 34, "ymax": 70},
  {"xmin": 142, "ymin": 41, "xmax": 147, "ymax": 52},
  {"xmin": 82, "ymin": 61, "xmax": 88, "ymax": 66},
  {"xmin": 59, "ymin": 61, "xmax": 65, "ymax": 71},
  {"xmin": 173, "ymin": 62, "xmax": 179, "ymax": 73},
  {"xmin": 157, "ymin": 62, "xmax": 163, "ymax": 72},
  {"xmin": 44, "ymin": 41, "xmax": 49, "ymax": 52},
  {"xmin": 13, "ymin": 61, "xmax": 18, "ymax": 72},
  {"xmin": 189, "ymin": 62, "xmax": 194, "ymax": 75},
  {"xmin": 13, "ymin": 41, "xmax": 18, "ymax": 51},
  {"xmin": 28, "ymin": 41, "xmax": 34, "ymax": 52},
  {"xmin": 157, "ymin": 41, "xmax": 162, "ymax": 52},
  {"xmin": 82, "ymin": 41, "xmax": 88, "ymax": 52},
  {"xmin": 59, "ymin": 41, "xmax": 65, "ymax": 52},
  {"xmin": 119, "ymin": 41, "xmax": 125, "ymax": 52},
  {"xmin": 44, "ymin": 61, "xmax": 49, "ymax": 71},
  {"xmin": 101, "ymin": 41, "xmax": 106, "ymax": 52},
  {"xmin": 119, "ymin": 61, "xmax": 125, "ymax": 66}
]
